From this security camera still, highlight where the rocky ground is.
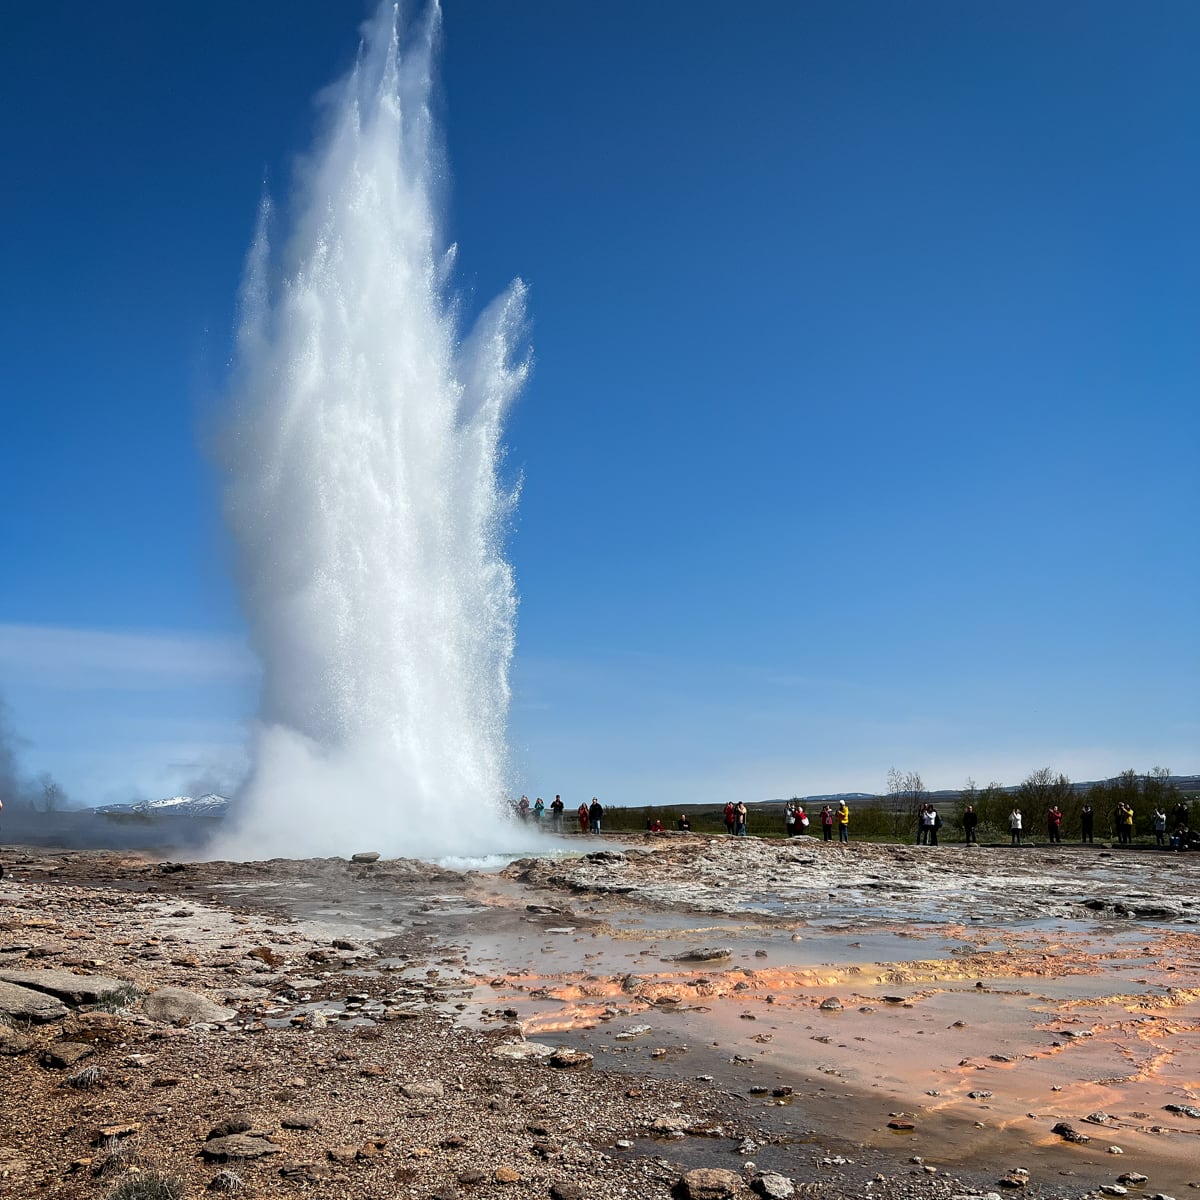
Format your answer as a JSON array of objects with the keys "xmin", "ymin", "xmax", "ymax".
[{"xmin": 0, "ymin": 835, "xmax": 1197, "ymax": 1200}]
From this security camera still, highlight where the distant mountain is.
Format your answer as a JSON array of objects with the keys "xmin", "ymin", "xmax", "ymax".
[{"xmin": 94, "ymin": 793, "xmax": 230, "ymax": 817}]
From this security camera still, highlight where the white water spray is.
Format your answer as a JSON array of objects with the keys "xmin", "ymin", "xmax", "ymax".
[{"xmin": 217, "ymin": 2, "xmax": 529, "ymax": 859}]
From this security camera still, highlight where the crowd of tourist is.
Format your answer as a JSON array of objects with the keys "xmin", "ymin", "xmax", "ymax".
[{"xmin": 510, "ymin": 792, "xmax": 1196, "ymax": 849}]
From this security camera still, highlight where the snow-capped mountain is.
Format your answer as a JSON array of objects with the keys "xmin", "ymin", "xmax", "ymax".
[{"xmin": 94, "ymin": 793, "xmax": 230, "ymax": 817}]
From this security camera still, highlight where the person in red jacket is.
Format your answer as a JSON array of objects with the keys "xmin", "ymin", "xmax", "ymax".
[{"xmin": 577, "ymin": 802, "xmax": 589, "ymax": 834}]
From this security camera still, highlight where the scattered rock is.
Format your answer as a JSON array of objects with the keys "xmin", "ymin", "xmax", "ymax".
[
  {"xmin": 143, "ymin": 986, "xmax": 235, "ymax": 1025},
  {"xmin": 819, "ymin": 997, "xmax": 843, "ymax": 1011},
  {"xmin": 0, "ymin": 969, "xmax": 128, "ymax": 1006},
  {"xmin": 494, "ymin": 1165, "xmax": 521, "ymax": 1183},
  {"xmin": 672, "ymin": 948, "xmax": 732, "ymax": 962},
  {"xmin": 351, "ymin": 852, "xmax": 380, "ymax": 863},
  {"xmin": 0, "ymin": 980, "xmax": 69, "ymax": 1023},
  {"xmin": 678, "ymin": 1167, "xmax": 742, "ymax": 1200},
  {"xmin": 1165, "ymin": 1104, "xmax": 1200, "ymax": 1119},
  {"xmin": 549, "ymin": 1048, "xmax": 593, "ymax": 1070},
  {"xmin": 40, "ymin": 1041, "xmax": 94, "ymax": 1069},
  {"xmin": 491, "ymin": 1040, "xmax": 555, "ymax": 1062},
  {"xmin": 400, "ymin": 1080, "xmax": 445, "ymax": 1099},
  {"xmin": 1052, "ymin": 1122, "xmax": 1091, "ymax": 1144},
  {"xmin": 201, "ymin": 1134, "xmax": 282, "ymax": 1162},
  {"xmin": 752, "ymin": 1171, "xmax": 796, "ymax": 1199}
]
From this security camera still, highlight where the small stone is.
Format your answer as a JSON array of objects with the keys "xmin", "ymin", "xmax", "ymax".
[
  {"xmin": 1101, "ymin": 1187, "xmax": 1128, "ymax": 1197},
  {"xmin": 819, "ymin": 997, "xmax": 842, "ymax": 1011},
  {"xmin": 401, "ymin": 1080, "xmax": 445, "ymax": 1098},
  {"xmin": 201, "ymin": 1134, "xmax": 282, "ymax": 1162},
  {"xmin": 1118, "ymin": 1174, "xmax": 1148, "ymax": 1185},
  {"xmin": 41, "ymin": 1041, "xmax": 94, "ymax": 1069},
  {"xmin": 548, "ymin": 1048, "xmax": 593, "ymax": 1070},
  {"xmin": 752, "ymin": 1171, "xmax": 795, "ymax": 1199},
  {"xmin": 351, "ymin": 852, "xmax": 380, "ymax": 863},
  {"xmin": 679, "ymin": 1167, "xmax": 742, "ymax": 1200},
  {"xmin": 1109, "ymin": 1146, "xmax": 1125, "ymax": 1155},
  {"xmin": 888, "ymin": 1120, "xmax": 916, "ymax": 1131},
  {"xmin": 1052, "ymin": 1122, "xmax": 1090, "ymax": 1144},
  {"xmin": 494, "ymin": 1165, "xmax": 521, "ymax": 1183},
  {"xmin": 550, "ymin": 1184, "xmax": 584, "ymax": 1200}
]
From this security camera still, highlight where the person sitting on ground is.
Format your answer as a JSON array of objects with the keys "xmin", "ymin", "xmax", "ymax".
[{"xmin": 649, "ymin": 818, "xmax": 665, "ymax": 833}]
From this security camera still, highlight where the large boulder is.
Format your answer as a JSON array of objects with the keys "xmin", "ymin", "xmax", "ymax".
[{"xmin": 143, "ymin": 987, "xmax": 236, "ymax": 1025}]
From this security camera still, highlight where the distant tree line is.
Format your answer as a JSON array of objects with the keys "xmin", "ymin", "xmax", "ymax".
[{"xmin": 599, "ymin": 765, "xmax": 1190, "ymax": 845}]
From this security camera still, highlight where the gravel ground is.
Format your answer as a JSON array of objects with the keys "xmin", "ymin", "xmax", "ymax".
[{"xmin": 1, "ymin": 839, "xmax": 1195, "ymax": 1200}]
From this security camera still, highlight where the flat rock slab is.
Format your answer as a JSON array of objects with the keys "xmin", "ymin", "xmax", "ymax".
[
  {"xmin": 0, "ymin": 969, "xmax": 127, "ymax": 1006},
  {"xmin": 41, "ymin": 1040, "xmax": 95, "ymax": 1068},
  {"xmin": 0, "ymin": 979, "xmax": 69, "ymax": 1023},
  {"xmin": 200, "ymin": 1134, "xmax": 282, "ymax": 1161},
  {"xmin": 143, "ymin": 986, "xmax": 236, "ymax": 1024}
]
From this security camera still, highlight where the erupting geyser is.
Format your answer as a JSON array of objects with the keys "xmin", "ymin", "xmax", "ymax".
[{"xmin": 217, "ymin": 1, "xmax": 529, "ymax": 859}]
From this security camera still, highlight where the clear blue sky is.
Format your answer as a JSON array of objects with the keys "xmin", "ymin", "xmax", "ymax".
[{"xmin": 1, "ymin": 1, "xmax": 1196, "ymax": 808}]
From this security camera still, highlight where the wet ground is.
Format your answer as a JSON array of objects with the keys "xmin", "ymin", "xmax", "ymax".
[{"xmin": 5, "ymin": 832, "xmax": 1199, "ymax": 1196}]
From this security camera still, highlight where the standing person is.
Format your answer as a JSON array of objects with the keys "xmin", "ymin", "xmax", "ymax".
[
  {"xmin": 533, "ymin": 797, "xmax": 545, "ymax": 826},
  {"xmin": 1172, "ymin": 799, "xmax": 1189, "ymax": 832},
  {"xmin": 518, "ymin": 795, "xmax": 530, "ymax": 822},
  {"xmin": 796, "ymin": 804, "xmax": 810, "ymax": 835},
  {"xmin": 723, "ymin": 801, "xmax": 736, "ymax": 836},
  {"xmin": 1153, "ymin": 807, "xmax": 1167, "ymax": 847},
  {"xmin": 917, "ymin": 804, "xmax": 929, "ymax": 845},
  {"xmin": 821, "ymin": 805, "xmax": 834, "ymax": 841},
  {"xmin": 588, "ymin": 797, "xmax": 604, "ymax": 834},
  {"xmin": 784, "ymin": 802, "xmax": 796, "ymax": 838},
  {"xmin": 1080, "ymin": 803, "xmax": 1094, "ymax": 844},
  {"xmin": 577, "ymin": 801, "xmax": 590, "ymax": 834},
  {"xmin": 550, "ymin": 795, "xmax": 564, "ymax": 832},
  {"xmin": 735, "ymin": 801, "xmax": 748, "ymax": 836},
  {"xmin": 962, "ymin": 804, "xmax": 978, "ymax": 844},
  {"xmin": 1009, "ymin": 807, "xmax": 1023, "ymax": 846},
  {"xmin": 1047, "ymin": 805, "xmax": 1062, "ymax": 844},
  {"xmin": 836, "ymin": 801, "xmax": 849, "ymax": 843},
  {"xmin": 928, "ymin": 806, "xmax": 941, "ymax": 846},
  {"xmin": 1116, "ymin": 801, "xmax": 1134, "ymax": 845},
  {"xmin": 676, "ymin": 813, "xmax": 691, "ymax": 831}
]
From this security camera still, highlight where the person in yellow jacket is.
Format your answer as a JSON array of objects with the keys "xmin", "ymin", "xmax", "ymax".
[{"xmin": 836, "ymin": 801, "xmax": 850, "ymax": 843}]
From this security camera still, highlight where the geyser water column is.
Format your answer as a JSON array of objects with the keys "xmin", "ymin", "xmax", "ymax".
[{"xmin": 218, "ymin": 2, "xmax": 529, "ymax": 859}]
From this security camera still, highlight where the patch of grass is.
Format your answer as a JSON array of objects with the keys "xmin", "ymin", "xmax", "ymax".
[
  {"xmin": 65, "ymin": 1064, "xmax": 105, "ymax": 1090},
  {"xmin": 91, "ymin": 983, "xmax": 144, "ymax": 1013},
  {"xmin": 105, "ymin": 1172, "xmax": 186, "ymax": 1200},
  {"xmin": 206, "ymin": 1168, "xmax": 245, "ymax": 1193}
]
